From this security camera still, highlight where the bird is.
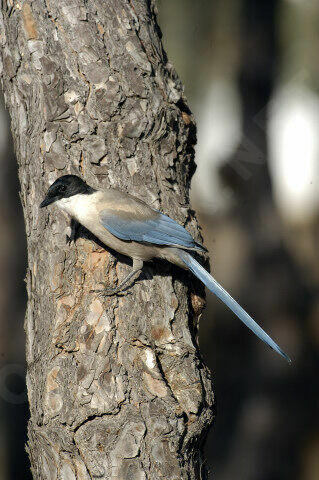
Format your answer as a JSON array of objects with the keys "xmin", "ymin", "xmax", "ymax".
[{"xmin": 40, "ymin": 174, "xmax": 291, "ymax": 363}]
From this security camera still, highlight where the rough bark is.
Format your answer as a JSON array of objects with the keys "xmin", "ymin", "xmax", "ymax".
[{"xmin": 0, "ymin": 1, "xmax": 214, "ymax": 478}]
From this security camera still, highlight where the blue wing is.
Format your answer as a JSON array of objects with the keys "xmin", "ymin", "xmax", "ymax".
[{"xmin": 100, "ymin": 209, "xmax": 206, "ymax": 251}]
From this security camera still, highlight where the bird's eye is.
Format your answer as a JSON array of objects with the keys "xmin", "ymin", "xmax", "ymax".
[{"xmin": 59, "ymin": 185, "xmax": 66, "ymax": 192}]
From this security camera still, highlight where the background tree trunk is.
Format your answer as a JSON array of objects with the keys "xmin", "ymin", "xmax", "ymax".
[{"xmin": 0, "ymin": 0, "xmax": 214, "ymax": 478}]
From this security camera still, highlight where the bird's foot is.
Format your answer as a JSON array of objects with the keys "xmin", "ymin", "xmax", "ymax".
[
  {"xmin": 66, "ymin": 219, "xmax": 80, "ymax": 245},
  {"xmin": 90, "ymin": 283, "xmax": 129, "ymax": 297},
  {"xmin": 66, "ymin": 233, "xmax": 75, "ymax": 246},
  {"xmin": 90, "ymin": 262, "xmax": 143, "ymax": 297}
]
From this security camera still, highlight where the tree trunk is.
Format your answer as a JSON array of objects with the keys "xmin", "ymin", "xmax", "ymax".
[{"xmin": 0, "ymin": 1, "xmax": 214, "ymax": 478}]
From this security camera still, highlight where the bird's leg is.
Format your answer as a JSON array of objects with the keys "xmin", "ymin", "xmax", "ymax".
[
  {"xmin": 93, "ymin": 259, "xmax": 144, "ymax": 296},
  {"xmin": 66, "ymin": 218, "xmax": 80, "ymax": 245}
]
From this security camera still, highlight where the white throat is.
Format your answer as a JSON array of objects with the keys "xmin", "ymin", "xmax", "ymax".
[
  {"xmin": 54, "ymin": 190, "xmax": 103, "ymax": 228},
  {"xmin": 55, "ymin": 194, "xmax": 93, "ymax": 220}
]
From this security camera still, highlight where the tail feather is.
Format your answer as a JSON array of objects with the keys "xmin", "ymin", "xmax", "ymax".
[{"xmin": 178, "ymin": 250, "xmax": 291, "ymax": 363}]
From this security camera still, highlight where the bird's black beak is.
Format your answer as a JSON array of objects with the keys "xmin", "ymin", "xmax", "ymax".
[{"xmin": 40, "ymin": 195, "xmax": 56, "ymax": 208}]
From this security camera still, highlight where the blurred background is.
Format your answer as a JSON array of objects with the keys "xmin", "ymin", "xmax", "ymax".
[{"xmin": 0, "ymin": 0, "xmax": 318, "ymax": 478}]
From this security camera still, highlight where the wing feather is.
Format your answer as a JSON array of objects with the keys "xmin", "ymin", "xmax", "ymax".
[{"xmin": 99, "ymin": 208, "xmax": 206, "ymax": 251}]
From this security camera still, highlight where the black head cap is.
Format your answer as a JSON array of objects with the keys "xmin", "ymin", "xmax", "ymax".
[{"xmin": 40, "ymin": 175, "xmax": 95, "ymax": 208}]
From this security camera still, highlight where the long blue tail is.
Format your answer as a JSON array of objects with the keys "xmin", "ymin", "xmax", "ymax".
[{"xmin": 178, "ymin": 250, "xmax": 291, "ymax": 363}]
